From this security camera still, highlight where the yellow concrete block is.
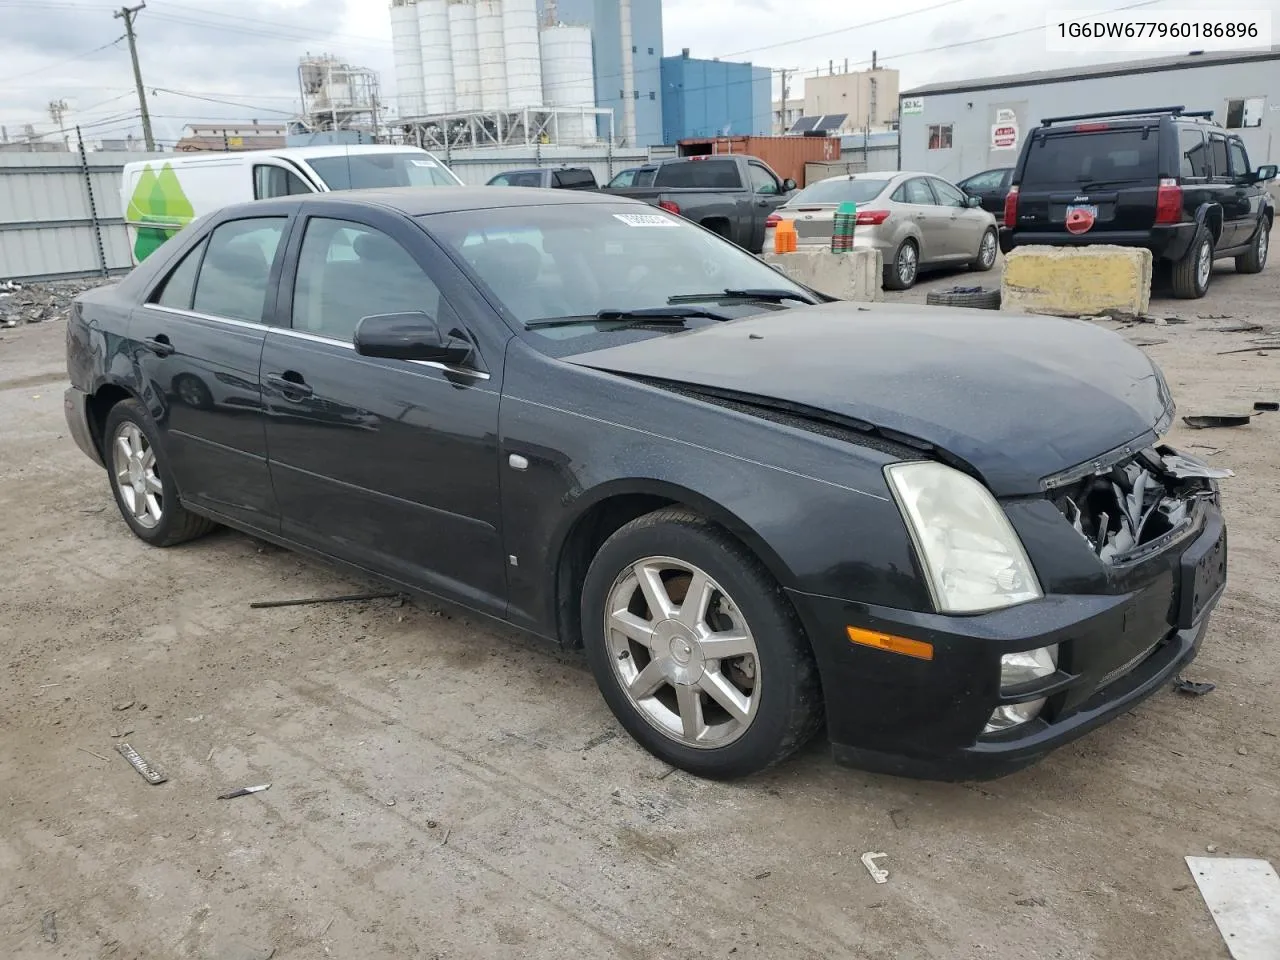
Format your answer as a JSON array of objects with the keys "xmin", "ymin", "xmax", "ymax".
[{"xmin": 1001, "ymin": 245, "xmax": 1152, "ymax": 318}]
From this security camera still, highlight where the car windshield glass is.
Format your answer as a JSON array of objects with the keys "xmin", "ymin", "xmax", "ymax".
[
  {"xmin": 1021, "ymin": 130, "xmax": 1159, "ymax": 187},
  {"xmin": 423, "ymin": 203, "xmax": 812, "ymax": 333},
  {"xmin": 789, "ymin": 178, "xmax": 888, "ymax": 204},
  {"xmin": 305, "ymin": 152, "xmax": 459, "ymax": 189}
]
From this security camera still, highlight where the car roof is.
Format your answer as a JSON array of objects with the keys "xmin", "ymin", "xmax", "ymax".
[{"xmin": 218, "ymin": 186, "xmax": 637, "ymax": 219}]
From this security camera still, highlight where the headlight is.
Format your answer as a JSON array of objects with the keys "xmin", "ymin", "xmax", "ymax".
[
  {"xmin": 884, "ymin": 461, "xmax": 1042, "ymax": 614},
  {"xmin": 984, "ymin": 644, "xmax": 1059, "ymax": 733}
]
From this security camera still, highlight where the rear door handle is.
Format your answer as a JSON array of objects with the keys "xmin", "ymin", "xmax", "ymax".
[
  {"xmin": 266, "ymin": 372, "xmax": 313, "ymax": 398},
  {"xmin": 143, "ymin": 336, "xmax": 175, "ymax": 357}
]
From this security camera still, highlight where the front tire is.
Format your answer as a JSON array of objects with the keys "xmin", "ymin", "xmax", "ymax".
[
  {"xmin": 580, "ymin": 508, "xmax": 823, "ymax": 779},
  {"xmin": 884, "ymin": 238, "xmax": 919, "ymax": 290},
  {"xmin": 104, "ymin": 399, "xmax": 217, "ymax": 546},
  {"xmin": 1235, "ymin": 218, "xmax": 1269, "ymax": 274},
  {"xmin": 1172, "ymin": 227, "xmax": 1213, "ymax": 298}
]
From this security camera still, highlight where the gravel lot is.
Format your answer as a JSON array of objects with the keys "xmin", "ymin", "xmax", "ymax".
[{"xmin": 1, "ymin": 260, "xmax": 1278, "ymax": 960}]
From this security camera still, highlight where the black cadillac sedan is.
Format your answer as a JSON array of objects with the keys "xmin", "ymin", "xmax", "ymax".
[{"xmin": 64, "ymin": 187, "xmax": 1228, "ymax": 780}]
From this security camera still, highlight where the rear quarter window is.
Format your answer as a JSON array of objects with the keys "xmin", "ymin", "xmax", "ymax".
[{"xmin": 1021, "ymin": 129, "xmax": 1159, "ymax": 187}]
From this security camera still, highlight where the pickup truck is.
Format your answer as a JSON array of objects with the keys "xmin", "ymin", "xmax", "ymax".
[{"xmin": 602, "ymin": 155, "xmax": 797, "ymax": 253}]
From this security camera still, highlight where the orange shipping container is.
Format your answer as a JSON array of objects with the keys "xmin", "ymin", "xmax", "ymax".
[{"xmin": 676, "ymin": 135, "xmax": 840, "ymax": 187}]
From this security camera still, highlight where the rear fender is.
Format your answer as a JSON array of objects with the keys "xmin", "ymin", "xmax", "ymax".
[{"xmin": 1193, "ymin": 203, "xmax": 1223, "ymax": 244}]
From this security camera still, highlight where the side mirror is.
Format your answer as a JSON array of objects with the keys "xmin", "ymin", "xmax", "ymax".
[
  {"xmin": 965, "ymin": 194, "xmax": 983, "ymax": 207},
  {"xmin": 354, "ymin": 312, "xmax": 472, "ymax": 365},
  {"xmin": 1256, "ymin": 164, "xmax": 1278, "ymax": 182},
  {"xmin": 782, "ymin": 178, "xmax": 797, "ymax": 191}
]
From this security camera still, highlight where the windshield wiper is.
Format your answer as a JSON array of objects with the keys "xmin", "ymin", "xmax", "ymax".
[
  {"xmin": 1077, "ymin": 179, "xmax": 1142, "ymax": 190},
  {"xmin": 525, "ymin": 306, "xmax": 732, "ymax": 330},
  {"xmin": 667, "ymin": 288, "xmax": 818, "ymax": 306}
]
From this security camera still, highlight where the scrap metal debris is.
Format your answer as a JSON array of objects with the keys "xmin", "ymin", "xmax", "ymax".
[
  {"xmin": 249, "ymin": 591, "xmax": 403, "ymax": 609},
  {"xmin": 1183, "ymin": 413, "xmax": 1261, "ymax": 428},
  {"xmin": 1174, "ymin": 676, "xmax": 1216, "ymax": 696},
  {"xmin": 0, "ymin": 278, "xmax": 107, "ymax": 327},
  {"xmin": 1160, "ymin": 453, "xmax": 1234, "ymax": 480},
  {"xmin": 217, "ymin": 783, "xmax": 271, "ymax": 800},
  {"xmin": 861, "ymin": 852, "xmax": 889, "ymax": 884},
  {"xmin": 116, "ymin": 742, "xmax": 167, "ymax": 785}
]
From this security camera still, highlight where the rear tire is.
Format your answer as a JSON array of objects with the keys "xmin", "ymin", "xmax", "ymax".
[
  {"xmin": 884, "ymin": 238, "xmax": 919, "ymax": 290},
  {"xmin": 926, "ymin": 287, "xmax": 1002, "ymax": 310},
  {"xmin": 580, "ymin": 507, "xmax": 823, "ymax": 779},
  {"xmin": 1234, "ymin": 218, "xmax": 1269, "ymax": 274},
  {"xmin": 104, "ymin": 399, "xmax": 217, "ymax": 546},
  {"xmin": 1171, "ymin": 227, "xmax": 1213, "ymax": 299}
]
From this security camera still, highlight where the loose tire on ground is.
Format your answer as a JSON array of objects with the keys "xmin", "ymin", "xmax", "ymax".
[
  {"xmin": 1234, "ymin": 217, "xmax": 1270, "ymax": 274},
  {"xmin": 580, "ymin": 507, "xmax": 823, "ymax": 779},
  {"xmin": 925, "ymin": 287, "xmax": 1002, "ymax": 310},
  {"xmin": 1171, "ymin": 226, "xmax": 1214, "ymax": 299},
  {"xmin": 103, "ymin": 399, "xmax": 217, "ymax": 547}
]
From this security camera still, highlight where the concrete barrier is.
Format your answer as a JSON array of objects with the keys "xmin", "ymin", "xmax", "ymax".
[
  {"xmin": 761, "ymin": 248, "xmax": 883, "ymax": 302},
  {"xmin": 1001, "ymin": 245, "xmax": 1152, "ymax": 318}
]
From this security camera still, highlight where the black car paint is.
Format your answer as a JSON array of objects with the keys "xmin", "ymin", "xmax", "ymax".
[
  {"xmin": 1001, "ymin": 111, "xmax": 1274, "ymax": 258},
  {"xmin": 65, "ymin": 187, "xmax": 1224, "ymax": 779},
  {"xmin": 958, "ymin": 167, "xmax": 1012, "ymax": 223}
]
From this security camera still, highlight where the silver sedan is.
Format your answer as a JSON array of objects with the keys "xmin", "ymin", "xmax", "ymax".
[{"xmin": 764, "ymin": 171, "xmax": 999, "ymax": 290}]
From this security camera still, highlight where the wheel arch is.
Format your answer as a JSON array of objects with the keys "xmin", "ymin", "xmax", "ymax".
[
  {"xmin": 1195, "ymin": 202, "xmax": 1224, "ymax": 244},
  {"xmin": 552, "ymin": 479, "xmax": 797, "ymax": 649},
  {"xmin": 86, "ymin": 379, "xmax": 141, "ymax": 460}
]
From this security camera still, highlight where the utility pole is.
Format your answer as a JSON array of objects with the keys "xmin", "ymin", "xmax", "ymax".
[
  {"xmin": 48, "ymin": 98, "xmax": 69, "ymax": 150},
  {"xmin": 114, "ymin": 3, "xmax": 154, "ymax": 151},
  {"xmin": 779, "ymin": 68, "xmax": 789, "ymax": 134}
]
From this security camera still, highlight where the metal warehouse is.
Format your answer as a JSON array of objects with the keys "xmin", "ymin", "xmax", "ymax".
[{"xmin": 897, "ymin": 47, "xmax": 1280, "ymax": 182}]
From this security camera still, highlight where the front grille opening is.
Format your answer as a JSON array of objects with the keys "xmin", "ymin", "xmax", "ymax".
[{"xmin": 1051, "ymin": 446, "xmax": 1216, "ymax": 563}]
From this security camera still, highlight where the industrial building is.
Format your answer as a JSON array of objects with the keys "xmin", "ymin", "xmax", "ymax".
[
  {"xmin": 660, "ymin": 49, "xmax": 771, "ymax": 143},
  {"xmin": 389, "ymin": 0, "xmax": 663, "ymax": 148},
  {"xmin": 786, "ymin": 61, "xmax": 899, "ymax": 137},
  {"xmin": 898, "ymin": 47, "xmax": 1280, "ymax": 182}
]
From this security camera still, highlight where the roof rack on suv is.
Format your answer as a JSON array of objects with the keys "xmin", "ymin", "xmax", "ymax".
[{"xmin": 1039, "ymin": 106, "xmax": 1213, "ymax": 126}]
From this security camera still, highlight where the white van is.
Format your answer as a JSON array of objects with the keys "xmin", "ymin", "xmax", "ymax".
[{"xmin": 121, "ymin": 144, "xmax": 462, "ymax": 264}]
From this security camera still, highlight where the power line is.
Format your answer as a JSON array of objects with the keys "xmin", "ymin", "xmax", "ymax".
[
  {"xmin": 149, "ymin": 87, "xmax": 298, "ymax": 116},
  {"xmin": 0, "ymin": 36, "xmax": 124, "ymax": 86}
]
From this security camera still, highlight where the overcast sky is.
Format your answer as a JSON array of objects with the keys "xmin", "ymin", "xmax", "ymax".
[{"xmin": 0, "ymin": 0, "xmax": 1273, "ymax": 144}]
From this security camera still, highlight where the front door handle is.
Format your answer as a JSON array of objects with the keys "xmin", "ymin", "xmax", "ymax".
[
  {"xmin": 143, "ymin": 336, "xmax": 175, "ymax": 357},
  {"xmin": 266, "ymin": 372, "xmax": 313, "ymax": 399}
]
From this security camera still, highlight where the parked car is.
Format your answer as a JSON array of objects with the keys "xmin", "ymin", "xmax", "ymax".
[
  {"xmin": 763, "ymin": 172, "xmax": 999, "ymax": 290},
  {"xmin": 603, "ymin": 155, "xmax": 796, "ymax": 253},
  {"xmin": 606, "ymin": 167, "xmax": 656, "ymax": 189},
  {"xmin": 486, "ymin": 167, "xmax": 599, "ymax": 190},
  {"xmin": 1001, "ymin": 105, "xmax": 1277, "ymax": 298},
  {"xmin": 121, "ymin": 146, "xmax": 462, "ymax": 265},
  {"xmin": 65, "ymin": 187, "xmax": 1227, "ymax": 781},
  {"xmin": 957, "ymin": 166, "xmax": 1013, "ymax": 223}
]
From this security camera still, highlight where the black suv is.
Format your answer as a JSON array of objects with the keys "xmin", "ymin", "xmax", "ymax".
[{"xmin": 1000, "ymin": 106, "xmax": 1277, "ymax": 298}]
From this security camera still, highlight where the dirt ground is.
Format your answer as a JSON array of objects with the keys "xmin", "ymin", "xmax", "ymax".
[{"xmin": 1, "ymin": 258, "xmax": 1278, "ymax": 960}]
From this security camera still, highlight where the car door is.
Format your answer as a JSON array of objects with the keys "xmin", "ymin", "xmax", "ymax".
[
  {"xmin": 261, "ymin": 203, "xmax": 508, "ymax": 611},
  {"xmin": 930, "ymin": 176, "xmax": 989, "ymax": 260},
  {"xmin": 130, "ymin": 213, "xmax": 292, "ymax": 530},
  {"xmin": 893, "ymin": 177, "xmax": 948, "ymax": 263},
  {"xmin": 746, "ymin": 161, "xmax": 790, "ymax": 252},
  {"xmin": 1225, "ymin": 137, "xmax": 1261, "ymax": 250},
  {"xmin": 1205, "ymin": 132, "xmax": 1242, "ymax": 249}
]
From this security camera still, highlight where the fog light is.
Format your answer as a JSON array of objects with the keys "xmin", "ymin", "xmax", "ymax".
[{"xmin": 983, "ymin": 644, "xmax": 1059, "ymax": 734}]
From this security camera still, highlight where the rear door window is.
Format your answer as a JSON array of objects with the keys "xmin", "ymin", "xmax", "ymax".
[
  {"xmin": 253, "ymin": 165, "xmax": 312, "ymax": 199},
  {"xmin": 895, "ymin": 178, "xmax": 937, "ymax": 205},
  {"xmin": 1228, "ymin": 139, "xmax": 1251, "ymax": 178},
  {"xmin": 192, "ymin": 218, "xmax": 287, "ymax": 323},
  {"xmin": 151, "ymin": 238, "xmax": 208, "ymax": 310},
  {"xmin": 1021, "ymin": 129, "xmax": 1159, "ymax": 187},
  {"xmin": 961, "ymin": 169, "xmax": 1004, "ymax": 192},
  {"xmin": 654, "ymin": 160, "xmax": 742, "ymax": 189},
  {"xmin": 1179, "ymin": 128, "xmax": 1210, "ymax": 179},
  {"xmin": 1208, "ymin": 134, "xmax": 1230, "ymax": 179}
]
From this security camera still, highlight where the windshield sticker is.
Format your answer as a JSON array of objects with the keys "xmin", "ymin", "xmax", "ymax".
[
  {"xmin": 613, "ymin": 213, "xmax": 678, "ymax": 227},
  {"xmin": 410, "ymin": 159, "xmax": 438, "ymax": 167}
]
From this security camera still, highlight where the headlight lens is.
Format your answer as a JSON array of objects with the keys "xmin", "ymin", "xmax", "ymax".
[
  {"xmin": 885, "ymin": 461, "xmax": 1042, "ymax": 614},
  {"xmin": 984, "ymin": 644, "xmax": 1060, "ymax": 733}
]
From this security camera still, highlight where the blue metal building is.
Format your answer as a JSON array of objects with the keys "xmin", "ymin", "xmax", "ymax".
[
  {"xmin": 659, "ymin": 50, "xmax": 772, "ymax": 143},
  {"xmin": 537, "ymin": 0, "xmax": 665, "ymax": 146}
]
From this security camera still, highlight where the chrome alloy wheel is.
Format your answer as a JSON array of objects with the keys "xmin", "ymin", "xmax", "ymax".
[
  {"xmin": 1197, "ymin": 238, "xmax": 1212, "ymax": 290},
  {"xmin": 112, "ymin": 422, "xmax": 163, "ymax": 529},
  {"xmin": 604, "ymin": 557, "xmax": 761, "ymax": 749},
  {"xmin": 1258, "ymin": 227, "xmax": 1269, "ymax": 267},
  {"xmin": 979, "ymin": 230, "xmax": 997, "ymax": 267},
  {"xmin": 898, "ymin": 243, "xmax": 918, "ymax": 285}
]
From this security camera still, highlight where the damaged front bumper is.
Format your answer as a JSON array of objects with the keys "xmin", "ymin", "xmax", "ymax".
[{"xmin": 787, "ymin": 445, "xmax": 1228, "ymax": 781}]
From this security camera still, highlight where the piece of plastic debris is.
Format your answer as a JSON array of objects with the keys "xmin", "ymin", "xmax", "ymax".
[
  {"xmin": 42, "ymin": 910, "xmax": 56, "ymax": 944},
  {"xmin": 861, "ymin": 851, "xmax": 889, "ymax": 884},
  {"xmin": 113, "ymin": 699, "xmax": 135, "ymax": 711},
  {"xmin": 217, "ymin": 783, "xmax": 270, "ymax": 800},
  {"xmin": 116, "ymin": 742, "xmax": 167, "ymax": 784},
  {"xmin": 1254, "ymin": 401, "xmax": 1279, "ymax": 412},
  {"xmin": 1185, "ymin": 856, "xmax": 1280, "ymax": 960},
  {"xmin": 1183, "ymin": 414, "xmax": 1255, "ymax": 429},
  {"xmin": 1161, "ymin": 454, "xmax": 1234, "ymax": 480},
  {"xmin": 249, "ymin": 591, "xmax": 402, "ymax": 609},
  {"xmin": 1173, "ymin": 676, "xmax": 1216, "ymax": 696}
]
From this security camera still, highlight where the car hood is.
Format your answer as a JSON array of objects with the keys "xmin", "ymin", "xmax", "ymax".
[{"xmin": 563, "ymin": 302, "xmax": 1174, "ymax": 496}]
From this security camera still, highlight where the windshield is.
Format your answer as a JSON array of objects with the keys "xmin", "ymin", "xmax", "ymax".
[
  {"xmin": 423, "ymin": 202, "xmax": 812, "ymax": 329},
  {"xmin": 305, "ymin": 152, "xmax": 461, "ymax": 190},
  {"xmin": 789, "ymin": 178, "xmax": 889, "ymax": 205},
  {"xmin": 1021, "ymin": 130, "xmax": 1159, "ymax": 187}
]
